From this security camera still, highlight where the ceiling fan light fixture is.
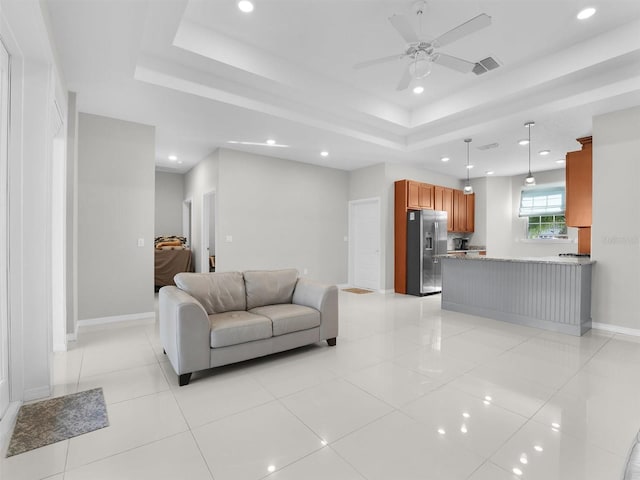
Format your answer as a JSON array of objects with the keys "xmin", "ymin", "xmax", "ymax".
[{"xmin": 410, "ymin": 57, "xmax": 432, "ymax": 79}]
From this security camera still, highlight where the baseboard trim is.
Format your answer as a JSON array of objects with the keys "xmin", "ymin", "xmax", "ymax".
[
  {"xmin": 336, "ymin": 283, "xmax": 349, "ymax": 288},
  {"xmin": 379, "ymin": 289, "xmax": 394, "ymax": 294},
  {"xmin": 23, "ymin": 386, "xmax": 51, "ymax": 402},
  {"xmin": 592, "ymin": 322, "xmax": 640, "ymax": 337},
  {"xmin": 67, "ymin": 322, "xmax": 79, "ymax": 342},
  {"xmin": 0, "ymin": 401, "xmax": 20, "ymax": 454},
  {"xmin": 78, "ymin": 312, "xmax": 156, "ymax": 329}
]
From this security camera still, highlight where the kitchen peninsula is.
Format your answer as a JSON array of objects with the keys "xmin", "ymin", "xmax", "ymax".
[{"xmin": 440, "ymin": 255, "xmax": 594, "ymax": 336}]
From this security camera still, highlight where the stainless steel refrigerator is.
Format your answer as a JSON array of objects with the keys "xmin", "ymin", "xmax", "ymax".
[{"xmin": 406, "ymin": 210, "xmax": 448, "ymax": 296}]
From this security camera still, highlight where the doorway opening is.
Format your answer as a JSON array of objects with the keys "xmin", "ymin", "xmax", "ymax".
[
  {"xmin": 182, "ymin": 198, "xmax": 192, "ymax": 250},
  {"xmin": 201, "ymin": 191, "xmax": 216, "ymax": 273}
]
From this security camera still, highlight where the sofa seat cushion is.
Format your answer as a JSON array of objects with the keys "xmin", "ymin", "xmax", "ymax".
[
  {"xmin": 244, "ymin": 269, "xmax": 299, "ymax": 310},
  {"xmin": 175, "ymin": 272, "xmax": 246, "ymax": 314},
  {"xmin": 249, "ymin": 304, "xmax": 320, "ymax": 336},
  {"xmin": 209, "ymin": 311, "xmax": 272, "ymax": 348}
]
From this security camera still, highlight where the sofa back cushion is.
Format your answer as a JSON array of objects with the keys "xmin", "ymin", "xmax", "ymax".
[
  {"xmin": 174, "ymin": 272, "xmax": 246, "ymax": 314},
  {"xmin": 244, "ymin": 269, "xmax": 298, "ymax": 310}
]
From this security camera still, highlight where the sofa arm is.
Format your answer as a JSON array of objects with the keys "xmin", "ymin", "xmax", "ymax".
[
  {"xmin": 292, "ymin": 278, "xmax": 338, "ymax": 341},
  {"xmin": 159, "ymin": 286, "xmax": 211, "ymax": 376}
]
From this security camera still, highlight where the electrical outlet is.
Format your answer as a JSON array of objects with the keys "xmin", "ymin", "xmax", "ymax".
[
  {"xmin": 137, "ymin": 238, "xmax": 144, "ymax": 247},
  {"xmin": 225, "ymin": 235, "xmax": 233, "ymax": 243},
  {"xmin": 303, "ymin": 268, "xmax": 308, "ymax": 275}
]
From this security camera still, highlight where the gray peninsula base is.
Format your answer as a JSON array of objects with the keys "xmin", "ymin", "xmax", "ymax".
[{"xmin": 440, "ymin": 256, "xmax": 594, "ymax": 336}]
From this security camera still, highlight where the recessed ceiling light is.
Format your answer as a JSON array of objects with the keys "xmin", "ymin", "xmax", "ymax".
[
  {"xmin": 556, "ymin": 159, "xmax": 566, "ymax": 164},
  {"xmin": 539, "ymin": 150, "xmax": 551, "ymax": 156},
  {"xmin": 513, "ymin": 467, "xmax": 523, "ymax": 476},
  {"xmin": 577, "ymin": 7, "xmax": 596, "ymax": 19},
  {"xmin": 238, "ymin": 0, "xmax": 254, "ymax": 13},
  {"xmin": 266, "ymin": 139, "xmax": 276, "ymax": 145},
  {"xmin": 486, "ymin": 170, "xmax": 494, "ymax": 175},
  {"xmin": 441, "ymin": 156, "xmax": 450, "ymax": 162},
  {"xmin": 177, "ymin": 160, "xmax": 183, "ymax": 165},
  {"xmin": 466, "ymin": 164, "xmax": 474, "ymax": 169},
  {"xmin": 534, "ymin": 445, "xmax": 544, "ymax": 452},
  {"xmin": 168, "ymin": 155, "xmax": 178, "ymax": 161},
  {"xmin": 413, "ymin": 85, "xmax": 424, "ymax": 94},
  {"xmin": 320, "ymin": 151, "xmax": 329, "ymax": 157},
  {"xmin": 518, "ymin": 139, "xmax": 529, "ymax": 146}
]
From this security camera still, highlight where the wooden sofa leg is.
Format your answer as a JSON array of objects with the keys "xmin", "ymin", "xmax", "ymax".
[
  {"xmin": 179, "ymin": 373, "xmax": 192, "ymax": 386},
  {"xmin": 327, "ymin": 338, "xmax": 337, "ymax": 346}
]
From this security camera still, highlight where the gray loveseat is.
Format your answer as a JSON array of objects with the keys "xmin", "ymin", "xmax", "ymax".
[{"xmin": 159, "ymin": 269, "xmax": 338, "ymax": 386}]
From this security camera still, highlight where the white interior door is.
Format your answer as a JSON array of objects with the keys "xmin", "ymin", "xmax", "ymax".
[
  {"xmin": 350, "ymin": 198, "xmax": 381, "ymax": 290},
  {"xmin": 0, "ymin": 40, "xmax": 10, "ymax": 418}
]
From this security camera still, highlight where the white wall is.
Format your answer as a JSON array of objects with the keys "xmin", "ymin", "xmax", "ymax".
[
  {"xmin": 77, "ymin": 114, "xmax": 155, "ymax": 320},
  {"xmin": 484, "ymin": 176, "xmax": 513, "ymax": 257},
  {"xmin": 348, "ymin": 162, "xmax": 462, "ymax": 290},
  {"xmin": 474, "ymin": 169, "xmax": 577, "ymax": 258},
  {"xmin": 155, "ymin": 171, "xmax": 184, "ymax": 237},
  {"xmin": 216, "ymin": 149, "xmax": 348, "ymax": 283},
  {"xmin": 592, "ymin": 106, "xmax": 640, "ymax": 330}
]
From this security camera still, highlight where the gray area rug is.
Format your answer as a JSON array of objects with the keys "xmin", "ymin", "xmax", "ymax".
[{"xmin": 6, "ymin": 387, "xmax": 109, "ymax": 457}]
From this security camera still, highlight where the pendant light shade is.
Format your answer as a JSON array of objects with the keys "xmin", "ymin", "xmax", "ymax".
[
  {"xmin": 524, "ymin": 121, "xmax": 536, "ymax": 186},
  {"xmin": 464, "ymin": 138, "xmax": 473, "ymax": 195}
]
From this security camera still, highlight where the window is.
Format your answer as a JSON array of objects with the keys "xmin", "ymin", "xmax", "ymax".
[
  {"xmin": 526, "ymin": 214, "xmax": 568, "ymax": 239},
  {"xmin": 519, "ymin": 185, "xmax": 568, "ymax": 240}
]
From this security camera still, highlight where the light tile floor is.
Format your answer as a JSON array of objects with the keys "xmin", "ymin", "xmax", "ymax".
[{"xmin": 2, "ymin": 291, "xmax": 638, "ymax": 479}]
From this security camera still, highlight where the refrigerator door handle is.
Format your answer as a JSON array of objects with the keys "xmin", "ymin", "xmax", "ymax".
[{"xmin": 433, "ymin": 222, "xmax": 439, "ymax": 262}]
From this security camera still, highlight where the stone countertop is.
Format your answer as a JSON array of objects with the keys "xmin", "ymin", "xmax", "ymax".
[
  {"xmin": 447, "ymin": 249, "xmax": 486, "ymax": 253},
  {"xmin": 439, "ymin": 255, "xmax": 595, "ymax": 265}
]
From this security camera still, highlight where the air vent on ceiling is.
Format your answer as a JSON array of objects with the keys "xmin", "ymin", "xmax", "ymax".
[
  {"xmin": 473, "ymin": 56, "xmax": 500, "ymax": 75},
  {"xmin": 477, "ymin": 142, "xmax": 499, "ymax": 150}
]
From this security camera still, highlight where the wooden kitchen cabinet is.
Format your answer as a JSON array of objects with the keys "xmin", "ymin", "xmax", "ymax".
[
  {"xmin": 453, "ymin": 190, "xmax": 475, "ymax": 233},
  {"xmin": 407, "ymin": 181, "xmax": 434, "ymax": 209},
  {"xmin": 465, "ymin": 193, "xmax": 475, "ymax": 232},
  {"xmin": 565, "ymin": 136, "xmax": 592, "ymax": 228},
  {"xmin": 434, "ymin": 186, "xmax": 454, "ymax": 231},
  {"xmin": 395, "ymin": 180, "xmax": 474, "ymax": 293}
]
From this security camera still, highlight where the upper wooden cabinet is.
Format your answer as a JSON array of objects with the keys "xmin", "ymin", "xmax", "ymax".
[
  {"xmin": 406, "ymin": 180, "xmax": 434, "ymax": 210},
  {"xmin": 434, "ymin": 186, "xmax": 454, "ymax": 231},
  {"xmin": 565, "ymin": 136, "xmax": 592, "ymax": 228},
  {"xmin": 465, "ymin": 193, "xmax": 475, "ymax": 233},
  {"xmin": 453, "ymin": 190, "xmax": 474, "ymax": 233}
]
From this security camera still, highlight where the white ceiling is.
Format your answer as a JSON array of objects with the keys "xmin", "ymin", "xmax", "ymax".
[{"xmin": 46, "ymin": 0, "xmax": 640, "ymax": 180}]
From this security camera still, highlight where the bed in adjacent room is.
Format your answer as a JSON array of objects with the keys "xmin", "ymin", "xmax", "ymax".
[{"xmin": 154, "ymin": 236, "xmax": 193, "ymax": 289}]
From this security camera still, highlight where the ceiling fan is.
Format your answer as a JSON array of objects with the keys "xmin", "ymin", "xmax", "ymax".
[{"xmin": 354, "ymin": 1, "xmax": 497, "ymax": 91}]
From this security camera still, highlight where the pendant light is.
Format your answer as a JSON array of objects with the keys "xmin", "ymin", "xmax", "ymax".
[
  {"xmin": 524, "ymin": 121, "xmax": 536, "ymax": 186},
  {"xmin": 463, "ymin": 138, "xmax": 473, "ymax": 194}
]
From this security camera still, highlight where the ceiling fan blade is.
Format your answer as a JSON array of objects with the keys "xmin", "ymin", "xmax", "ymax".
[
  {"xmin": 354, "ymin": 54, "xmax": 406, "ymax": 70},
  {"xmin": 389, "ymin": 14, "xmax": 420, "ymax": 44},
  {"xmin": 396, "ymin": 63, "xmax": 413, "ymax": 91},
  {"xmin": 433, "ymin": 53, "xmax": 476, "ymax": 73},
  {"xmin": 433, "ymin": 13, "xmax": 491, "ymax": 47}
]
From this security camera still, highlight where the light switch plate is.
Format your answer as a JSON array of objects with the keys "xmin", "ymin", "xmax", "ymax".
[
  {"xmin": 225, "ymin": 235, "xmax": 233, "ymax": 243},
  {"xmin": 137, "ymin": 238, "xmax": 144, "ymax": 247}
]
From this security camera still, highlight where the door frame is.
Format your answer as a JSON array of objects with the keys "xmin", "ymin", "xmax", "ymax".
[
  {"xmin": 201, "ymin": 190, "xmax": 216, "ymax": 273},
  {"xmin": 348, "ymin": 197, "xmax": 381, "ymax": 291}
]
